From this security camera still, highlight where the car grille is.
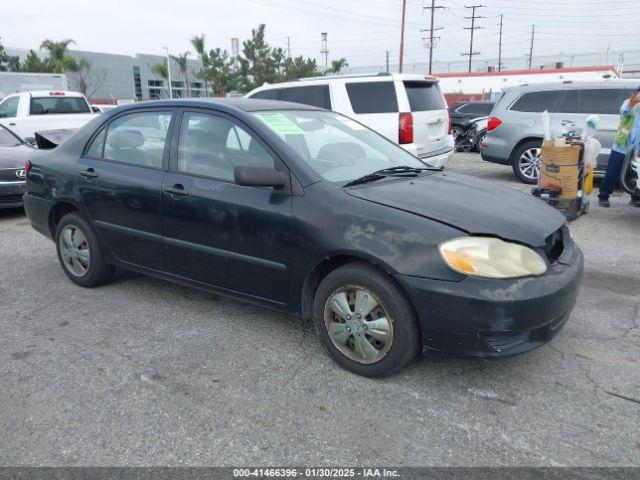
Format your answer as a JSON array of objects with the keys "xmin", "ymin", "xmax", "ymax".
[
  {"xmin": 0, "ymin": 168, "xmax": 24, "ymax": 182},
  {"xmin": 542, "ymin": 228, "xmax": 564, "ymax": 263},
  {"xmin": 0, "ymin": 194, "xmax": 24, "ymax": 204}
]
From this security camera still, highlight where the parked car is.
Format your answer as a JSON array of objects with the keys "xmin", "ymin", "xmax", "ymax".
[
  {"xmin": 454, "ymin": 116, "xmax": 488, "ymax": 153},
  {"xmin": 480, "ymin": 80, "xmax": 640, "ymax": 184},
  {"xmin": 246, "ymin": 73, "xmax": 454, "ymax": 167},
  {"xmin": 0, "ymin": 90, "xmax": 98, "ymax": 142},
  {"xmin": 23, "ymin": 98, "xmax": 583, "ymax": 377},
  {"xmin": 0, "ymin": 124, "xmax": 33, "ymax": 209},
  {"xmin": 449, "ymin": 101, "xmax": 494, "ymax": 140}
]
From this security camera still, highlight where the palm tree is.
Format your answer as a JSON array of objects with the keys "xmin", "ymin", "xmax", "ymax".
[
  {"xmin": 190, "ymin": 34, "xmax": 208, "ymax": 95},
  {"xmin": 150, "ymin": 59, "xmax": 170, "ymax": 97},
  {"xmin": 327, "ymin": 58, "xmax": 349, "ymax": 75},
  {"xmin": 172, "ymin": 52, "xmax": 191, "ymax": 98},
  {"xmin": 40, "ymin": 39, "xmax": 78, "ymax": 73}
]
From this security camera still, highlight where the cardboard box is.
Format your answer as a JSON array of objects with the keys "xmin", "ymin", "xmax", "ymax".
[{"xmin": 539, "ymin": 141, "xmax": 580, "ymax": 200}]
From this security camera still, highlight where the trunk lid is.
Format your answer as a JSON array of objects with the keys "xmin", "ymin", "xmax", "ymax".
[{"xmin": 403, "ymin": 80, "xmax": 450, "ymax": 157}]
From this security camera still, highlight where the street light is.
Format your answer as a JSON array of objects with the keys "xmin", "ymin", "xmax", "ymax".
[{"xmin": 163, "ymin": 46, "xmax": 173, "ymax": 99}]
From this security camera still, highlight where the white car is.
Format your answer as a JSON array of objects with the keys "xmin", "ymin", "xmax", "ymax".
[
  {"xmin": 246, "ymin": 73, "xmax": 454, "ymax": 168},
  {"xmin": 0, "ymin": 90, "xmax": 98, "ymax": 141}
]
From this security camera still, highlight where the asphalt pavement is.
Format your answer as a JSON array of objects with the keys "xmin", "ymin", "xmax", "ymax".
[{"xmin": 0, "ymin": 152, "xmax": 639, "ymax": 466}]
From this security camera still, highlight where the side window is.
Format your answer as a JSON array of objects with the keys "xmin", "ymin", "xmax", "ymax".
[
  {"xmin": 510, "ymin": 91, "xmax": 561, "ymax": 112},
  {"xmin": 578, "ymin": 89, "xmax": 626, "ymax": 115},
  {"xmin": 177, "ymin": 112, "xmax": 274, "ymax": 182},
  {"xmin": 558, "ymin": 90, "xmax": 579, "ymax": 114},
  {"xmin": 85, "ymin": 128, "xmax": 106, "ymax": 158},
  {"xmin": 250, "ymin": 89, "xmax": 280, "ymax": 100},
  {"xmin": 103, "ymin": 111, "xmax": 172, "ymax": 168},
  {"xmin": 345, "ymin": 82, "xmax": 398, "ymax": 114},
  {"xmin": 281, "ymin": 85, "xmax": 331, "ymax": 109},
  {"xmin": 0, "ymin": 96, "xmax": 19, "ymax": 118}
]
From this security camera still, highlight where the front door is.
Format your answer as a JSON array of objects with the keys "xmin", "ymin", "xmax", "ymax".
[
  {"xmin": 162, "ymin": 110, "xmax": 292, "ymax": 304},
  {"xmin": 77, "ymin": 109, "xmax": 174, "ymax": 270}
]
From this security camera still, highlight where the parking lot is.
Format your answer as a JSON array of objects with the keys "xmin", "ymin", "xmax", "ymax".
[{"xmin": 1, "ymin": 151, "xmax": 639, "ymax": 467}]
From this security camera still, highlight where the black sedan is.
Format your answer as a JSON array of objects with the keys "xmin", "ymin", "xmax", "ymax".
[
  {"xmin": 23, "ymin": 99, "xmax": 583, "ymax": 377},
  {"xmin": 0, "ymin": 124, "xmax": 33, "ymax": 209}
]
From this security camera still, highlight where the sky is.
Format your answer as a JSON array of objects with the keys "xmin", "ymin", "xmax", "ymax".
[{"xmin": 2, "ymin": 0, "xmax": 638, "ymax": 72}]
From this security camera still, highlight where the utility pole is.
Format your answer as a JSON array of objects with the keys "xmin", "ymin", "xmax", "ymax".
[
  {"xmin": 163, "ymin": 46, "xmax": 173, "ymax": 99},
  {"xmin": 498, "ymin": 14, "xmax": 503, "ymax": 72},
  {"xmin": 462, "ymin": 5, "xmax": 484, "ymax": 73},
  {"xmin": 399, "ymin": 0, "xmax": 407, "ymax": 73},
  {"xmin": 286, "ymin": 36, "xmax": 291, "ymax": 58},
  {"xmin": 422, "ymin": 0, "xmax": 445, "ymax": 74},
  {"xmin": 320, "ymin": 33, "xmax": 329, "ymax": 68},
  {"xmin": 385, "ymin": 50, "xmax": 390, "ymax": 73},
  {"xmin": 527, "ymin": 24, "xmax": 535, "ymax": 69}
]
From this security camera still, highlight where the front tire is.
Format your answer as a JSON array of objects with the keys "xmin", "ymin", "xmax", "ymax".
[
  {"xmin": 312, "ymin": 263, "xmax": 421, "ymax": 377},
  {"xmin": 55, "ymin": 212, "xmax": 114, "ymax": 287},
  {"xmin": 512, "ymin": 140, "xmax": 542, "ymax": 184}
]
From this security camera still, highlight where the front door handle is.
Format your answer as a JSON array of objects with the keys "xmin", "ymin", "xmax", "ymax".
[
  {"xmin": 8, "ymin": 122, "xmax": 16, "ymax": 126},
  {"xmin": 79, "ymin": 168, "xmax": 99, "ymax": 179},
  {"xmin": 163, "ymin": 184, "xmax": 189, "ymax": 197}
]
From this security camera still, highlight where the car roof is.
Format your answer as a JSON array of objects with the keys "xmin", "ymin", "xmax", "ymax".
[
  {"xmin": 114, "ymin": 97, "xmax": 324, "ymax": 114},
  {"xmin": 503, "ymin": 79, "xmax": 640, "ymax": 93}
]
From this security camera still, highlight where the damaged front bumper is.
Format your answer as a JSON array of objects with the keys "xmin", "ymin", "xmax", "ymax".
[{"xmin": 395, "ymin": 240, "xmax": 584, "ymax": 358}]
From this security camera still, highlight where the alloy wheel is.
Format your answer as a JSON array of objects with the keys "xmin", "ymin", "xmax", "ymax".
[
  {"xmin": 323, "ymin": 285, "xmax": 394, "ymax": 364},
  {"xmin": 59, "ymin": 225, "xmax": 91, "ymax": 277},
  {"xmin": 518, "ymin": 147, "xmax": 541, "ymax": 180}
]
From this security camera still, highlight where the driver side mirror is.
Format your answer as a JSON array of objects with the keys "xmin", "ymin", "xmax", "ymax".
[{"xmin": 234, "ymin": 166, "xmax": 287, "ymax": 188}]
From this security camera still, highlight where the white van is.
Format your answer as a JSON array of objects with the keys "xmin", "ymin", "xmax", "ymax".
[{"xmin": 246, "ymin": 73, "xmax": 454, "ymax": 167}]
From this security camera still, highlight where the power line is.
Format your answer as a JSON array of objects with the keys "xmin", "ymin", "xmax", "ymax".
[
  {"xmin": 461, "ymin": 4, "xmax": 484, "ymax": 72},
  {"xmin": 421, "ymin": 0, "xmax": 445, "ymax": 74}
]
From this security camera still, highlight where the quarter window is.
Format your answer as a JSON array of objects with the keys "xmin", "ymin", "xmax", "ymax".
[
  {"xmin": 103, "ymin": 111, "xmax": 172, "ymax": 168},
  {"xmin": 510, "ymin": 91, "xmax": 561, "ymax": 112},
  {"xmin": 346, "ymin": 82, "xmax": 398, "ymax": 114},
  {"xmin": 177, "ymin": 112, "xmax": 274, "ymax": 182},
  {"xmin": 281, "ymin": 86, "xmax": 331, "ymax": 109},
  {"xmin": 0, "ymin": 96, "xmax": 19, "ymax": 118},
  {"xmin": 85, "ymin": 128, "xmax": 106, "ymax": 158}
]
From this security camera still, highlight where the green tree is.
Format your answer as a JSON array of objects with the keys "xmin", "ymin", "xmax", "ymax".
[
  {"xmin": 327, "ymin": 57, "xmax": 349, "ymax": 75},
  {"xmin": 239, "ymin": 24, "xmax": 275, "ymax": 91},
  {"xmin": 284, "ymin": 56, "xmax": 320, "ymax": 80},
  {"xmin": 190, "ymin": 34, "xmax": 209, "ymax": 95},
  {"xmin": 208, "ymin": 48, "xmax": 240, "ymax": 96},
  {"xmin": 21, "ymin": 50, "xmax": 54, "ymax": 73},
  {"xmin": 171, "ymin": 51, "xmax": 191, "ymax": 97},
  {"xmin": 0, "ymin": 38, "xmax": 21, "ymax": 72},
  {"xmin": 39, "ymin": 39, "xmax": 78, "ymax": 73}
]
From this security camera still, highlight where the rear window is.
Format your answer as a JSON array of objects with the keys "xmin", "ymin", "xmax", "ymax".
[
  {"xmin": 577, "ymin": 89, "xmax": 626, "ymax": 115},
  {"xmin": 346, "ymin": 82, "xmax": 398, "ymax": 114},
  {"xmin": 250, "ymin": 89, "xmax": 280, "ymax": 100},
  {"xmin": 281, "ymin": 85, "xmax": 331, "ymax": 109},
  {"xmin": 403, "ymin": 81, "xmax": 446, "ymax": 111},
  {"xmin": 510, "ymin": 91, "xmax": 561, "ymax": 113},
  {"xmin": 30, "ymin": 96, "xmax": 90, "ymax": 115},
  {"xmin": 457, "ymin": 102, "xmax": 494, "ymax": 115}
]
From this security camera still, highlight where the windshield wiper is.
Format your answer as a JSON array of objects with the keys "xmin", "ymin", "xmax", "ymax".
[{"xmin": 343, "ymin": 165, "xmax": 442, "ymax": 187}]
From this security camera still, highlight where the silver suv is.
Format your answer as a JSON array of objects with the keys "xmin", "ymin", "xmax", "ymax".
[{"xmin": 480, "ymin": 80, "xmax": 640, "ymax": 183}]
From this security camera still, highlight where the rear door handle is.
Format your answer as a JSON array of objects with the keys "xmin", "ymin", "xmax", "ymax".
[
  {"xmin": 163, "ymin": 185, "xmax": 189, "ymax": 197},
  {"xmin": 8, "ymin": 122, "xmax": 16, "ymax": 126},
  {"xmin": 79, "ymin": 168, "xmax": 98, "ymax": 179}
]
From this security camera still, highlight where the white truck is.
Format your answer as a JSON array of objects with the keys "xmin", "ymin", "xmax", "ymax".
[{"xmin": 0, "ymin": 90, "xmax": 99, "ymax": 141}]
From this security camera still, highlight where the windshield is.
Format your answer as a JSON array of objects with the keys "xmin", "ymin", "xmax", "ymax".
[
  {"xmin": 0, "ymin": 126, "xmax": 21, "ymax": 147},
  {"xmin": 253, "ymin": 110, "xmax": 427, "ymax": 183}
]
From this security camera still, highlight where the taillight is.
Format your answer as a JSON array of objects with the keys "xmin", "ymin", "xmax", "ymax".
[
  {"xmin": 24, "ymin": 160, "xmax": 31, "ymax": 175},
  {"xmin": 399, "ymin": 112, "xmax": 413, "ymax": 144},
  {"xmin": 49, "ymin": 91, "xmax": 66, "ymax": 96},
  {"xmin": 487, "ymin": 117, "xmax": 502, "ymax": 132}
]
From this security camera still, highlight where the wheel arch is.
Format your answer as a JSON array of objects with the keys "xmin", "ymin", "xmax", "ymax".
[
  {"xmin": 48, "ymin": 200, "xmax": 83, "ymax": 237},
  {"xmin": 508, "ymin": 136, "xmax": 544, "ymax": 164},
  {"xmin": 299, "ymin": 253, "xmax": 407, "ymax": 321}
]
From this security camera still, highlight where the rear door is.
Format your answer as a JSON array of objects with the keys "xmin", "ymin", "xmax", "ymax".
[
  {"xmin": 77, "ymin": 109, "xmax": 174, "ymax": 270},
  {"xmin": 343, "ymin": 81, "xmax": 399, "ymax": 142},
  {"xmin": 402, "ymin": 80, "xmax": 449, "ymax": 157}
]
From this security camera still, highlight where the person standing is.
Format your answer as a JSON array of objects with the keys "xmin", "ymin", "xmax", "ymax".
[{"xmin": 598, "ymin": 90, "xmax": 640, "ymax": 207}]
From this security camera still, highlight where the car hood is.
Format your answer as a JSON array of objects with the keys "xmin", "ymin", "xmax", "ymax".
[
  {"xmin": 0, "ymin": 145, "xmax": 33, "ymax": 169},
  {"xmin": 345, "ymin": 171, "xmax": 566, "ymax": 247}
]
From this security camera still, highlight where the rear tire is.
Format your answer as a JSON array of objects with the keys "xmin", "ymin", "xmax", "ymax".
[
  {"xmin": 312, "ymin": 263, "xmax": 421, "ymax": 377},
  {"xmin": 55, "ymin": 212, "xmax": 114, "ymax": 287},
  {"xmin": 512, "ymin": 140, "xmax": 542, "ymax": 184}
]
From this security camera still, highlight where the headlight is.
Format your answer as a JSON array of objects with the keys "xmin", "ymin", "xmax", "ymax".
[{"xmin": 439, "ymin": 237, "xmax": 547, "ymax": 279}]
